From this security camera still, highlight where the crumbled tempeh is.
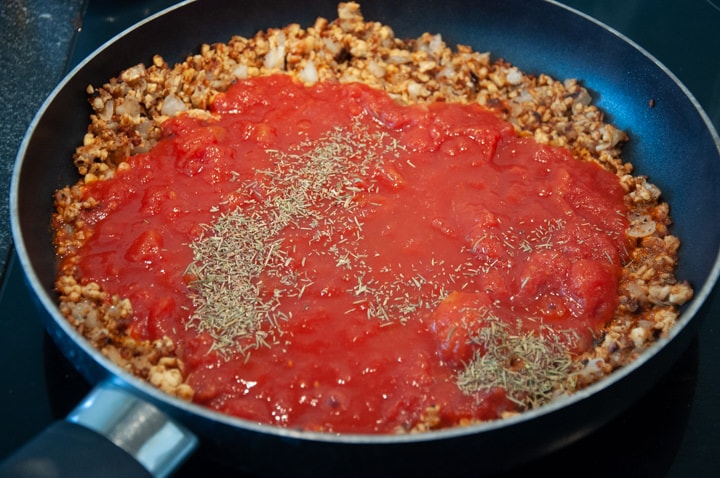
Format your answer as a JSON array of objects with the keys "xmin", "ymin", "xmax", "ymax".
[{"xmin": 53, "ymin": 2, "xmax": 691, "ymax": 420}]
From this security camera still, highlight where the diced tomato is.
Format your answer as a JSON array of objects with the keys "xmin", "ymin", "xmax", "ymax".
[
  {"xmin": 73, "ymin": 75, "xmax": 628, "ymax": 433},
  {"xmin": 124, "ymin": 229, "xmax": 164, "ymax": 263}
]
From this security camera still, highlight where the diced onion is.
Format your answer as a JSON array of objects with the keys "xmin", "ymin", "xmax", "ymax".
[{"xmin": 161, "ymin": 94, "xmax": 187, "ymax": 117}]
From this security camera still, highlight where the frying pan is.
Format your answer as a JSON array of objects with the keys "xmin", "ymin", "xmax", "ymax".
[{"xmin": 5, "ymin": 0, "xmax": 720, "ymax": 476}]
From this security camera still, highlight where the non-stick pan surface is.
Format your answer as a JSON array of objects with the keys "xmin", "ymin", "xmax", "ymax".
[{"xmin": 8, "ymin": 0, "xmax": 720, "ymax": 476}]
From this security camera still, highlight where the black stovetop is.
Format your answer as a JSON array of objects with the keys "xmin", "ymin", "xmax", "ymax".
[{"xmin": 1, "ymin": 1, "xmax": 719, "ymax": 476}]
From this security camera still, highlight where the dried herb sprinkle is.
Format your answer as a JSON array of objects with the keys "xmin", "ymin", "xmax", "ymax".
[{"xmin": 185, "ymin": 121, "xmax": 413, "ymax": 357}]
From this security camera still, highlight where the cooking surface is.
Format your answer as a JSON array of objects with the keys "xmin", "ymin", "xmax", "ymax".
[{"xmin": 1, "ymin": 0, "xmax": 719, "ymax": 475}]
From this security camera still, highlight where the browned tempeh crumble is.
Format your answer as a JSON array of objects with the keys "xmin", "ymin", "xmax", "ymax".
[{"xmin": 52, "ymin": 2, "xmax": 692, "ymax": 424}]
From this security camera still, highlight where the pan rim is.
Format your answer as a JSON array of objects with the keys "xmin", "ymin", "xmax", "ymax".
[{"xmin": 9, "ymin": 0, "xmax": 720, "ymax": 446}]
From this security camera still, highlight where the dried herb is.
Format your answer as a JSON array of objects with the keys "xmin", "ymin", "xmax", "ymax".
[
  {"xmin": 184, "ymin": 121, "xmax": 410, "ymax": 357},
  {"xmin": 456, "ymin": 309, "xmax": 578, "ymax": 410}
]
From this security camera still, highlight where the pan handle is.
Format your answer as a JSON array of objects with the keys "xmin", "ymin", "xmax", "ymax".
[{"xmin": 0, "ymin": 380, "xmax": 198, "ymax": 478}]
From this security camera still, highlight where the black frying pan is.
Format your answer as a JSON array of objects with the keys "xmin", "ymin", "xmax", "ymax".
[{"xmin": 5, "ymin": 0, "xmax": 720, "ymax": 476}]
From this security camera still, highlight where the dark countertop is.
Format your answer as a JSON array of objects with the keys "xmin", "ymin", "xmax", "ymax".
[
  {"xmin": 1, "ymin": 1, "xmax": 719, "ymax": 476},
  {"xmin": 0, "ymin": 0, "xmax": 85, "ymax": 269}
]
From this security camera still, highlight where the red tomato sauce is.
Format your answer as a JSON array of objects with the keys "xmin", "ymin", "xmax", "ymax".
[{"xmin": 73, "ymin": 74, "xmax": 629, "ymax": 433}]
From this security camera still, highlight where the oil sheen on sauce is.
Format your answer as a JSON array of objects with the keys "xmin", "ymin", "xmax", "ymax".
[{"xmin": 74, "ymin": 74, "xmax": 629, "ymax": 433}]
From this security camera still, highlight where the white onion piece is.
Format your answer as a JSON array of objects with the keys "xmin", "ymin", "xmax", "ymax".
[
  {"xmin": 298, "ymin": 61, "xmax": 318, "ymax": 84},
  {"xmin": 627, "ymin": 214, "xmax": 656, "ymax": 238},
  {"xmin": 161, "ymin": 94, "xmax": 188, "ymax": 117}
]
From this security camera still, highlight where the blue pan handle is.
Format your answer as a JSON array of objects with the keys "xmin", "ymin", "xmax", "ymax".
[{"xmin": 0, "ymin": 381, "xmax": 197, "ymax": 477}]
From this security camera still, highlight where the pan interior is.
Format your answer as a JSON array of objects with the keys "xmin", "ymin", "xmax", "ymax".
[{"xmin": 9, "ymin": 0, "xmax": 720, "ymax": 463}]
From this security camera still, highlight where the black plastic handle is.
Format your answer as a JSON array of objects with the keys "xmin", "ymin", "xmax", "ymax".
[
  {"xmin": 0, "ymin": 382, "xmax": 197, "ymax": 478},
  {"xmin": 0, "ymin": 420, "xmax": 152, "ymax": 478}
]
